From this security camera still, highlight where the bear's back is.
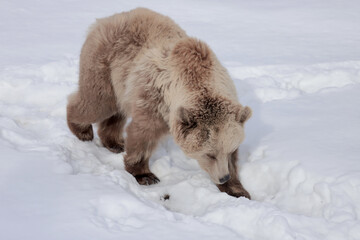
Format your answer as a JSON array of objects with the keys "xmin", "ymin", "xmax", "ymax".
[{"xmin": 83, "ymin": 8, "xmax": 186, "ymax": 64}]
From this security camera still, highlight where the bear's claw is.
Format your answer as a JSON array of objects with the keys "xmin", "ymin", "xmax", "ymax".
[
  {"xmin": 135, "ymin": 173, "xmax": 160, "ymax": 185},
  {"xmin": 228, "ymin": 189, "xmax": 251, "ymax": 199},
  {"xmin": 217, "ymin": 182, "xmax": 251, "ymax": 199}
]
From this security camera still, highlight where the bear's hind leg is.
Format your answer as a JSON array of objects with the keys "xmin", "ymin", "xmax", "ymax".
[
  {"xmin": 67, "ymin": 92, "xmax": 94, "ymax": 141},
  {"xmin": 67, "ymin": 91, "xmax": 117, "ymax": 142},
  {"xmin": 98, "ymin": 113, "xmax": 127, "ymax": 153},
  {"xmin": 68, "ymin": 121, "xmax": 94, "ymax": 141}
]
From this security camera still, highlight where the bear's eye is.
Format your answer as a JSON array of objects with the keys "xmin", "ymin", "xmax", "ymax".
[
  {"xmin": 206, "ymin": 154, "xmax": 217, "ymax": 161},
  {"xmin": 180, "ymin": 121, "xmax": 197, "ymax": 138}
]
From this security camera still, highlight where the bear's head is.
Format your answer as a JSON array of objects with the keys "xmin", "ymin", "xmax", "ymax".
[
  {"xmin": 169, "ymin": 37, "xmax": 251, "ymax": 185},
  {"xmin": 172, "ymin": 100, "xmax": 252, "ymax": 185}
]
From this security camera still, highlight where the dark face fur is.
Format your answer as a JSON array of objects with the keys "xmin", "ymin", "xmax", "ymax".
[{"xmin": 173, "ymin": 105, "xmax": 251, "ymax": 184}]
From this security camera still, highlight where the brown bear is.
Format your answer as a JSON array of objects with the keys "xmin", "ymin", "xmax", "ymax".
[{"xmin": 67, "ymin": 8, "xmax": 252, "ymax": 199}]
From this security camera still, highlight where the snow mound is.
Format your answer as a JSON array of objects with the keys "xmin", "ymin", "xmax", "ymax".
[{"xmin": 228, "ymin": 61, "xmax": 360, "ymax": 102}]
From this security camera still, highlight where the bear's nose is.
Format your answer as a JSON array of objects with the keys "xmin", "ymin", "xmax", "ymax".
[{"xmin": 219, "ymin": 174, "xmax": 230, "ymax": 184}]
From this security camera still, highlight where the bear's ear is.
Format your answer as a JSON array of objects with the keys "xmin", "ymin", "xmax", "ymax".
[
  {"xmin": 177, "ymin": 107, "xmax": 197, "ymax": 134},
  {"xmin": 236, "ymin": 106, "xmax": 252, "ymax": 125}
]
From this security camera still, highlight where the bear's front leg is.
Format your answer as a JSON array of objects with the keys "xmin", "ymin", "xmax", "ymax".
[
  {"xmin": 124, "ymin": 113, "xmax": 169, "ymax": 185},
  {"xmin": 216, "ymin": 150, "xmax": 251, "ymax": 199}
]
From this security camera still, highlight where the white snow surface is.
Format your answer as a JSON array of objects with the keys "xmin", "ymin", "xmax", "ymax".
[{"xmin": 1, "ymin": 0, "xmax": 360, "ymax": 239}]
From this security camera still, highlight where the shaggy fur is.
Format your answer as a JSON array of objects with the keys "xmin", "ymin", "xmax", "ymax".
[{"xmin": 67, "ymin": 8, "xmax": 252, "ymax": 198}]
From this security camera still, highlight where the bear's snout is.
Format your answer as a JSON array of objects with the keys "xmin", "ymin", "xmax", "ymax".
[{"xmin": 219, "ymin": 174, "xmax": 231, "ymax": 184}]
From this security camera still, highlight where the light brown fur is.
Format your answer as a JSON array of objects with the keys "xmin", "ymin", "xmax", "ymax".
[{"xmin": 67, "ymin": 8, "xmax": 252, "ymax": 198}]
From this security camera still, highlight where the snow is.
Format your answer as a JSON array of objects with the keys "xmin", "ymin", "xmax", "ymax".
[{"xmin": 1, "ymin": 0, "xmax": 360, "ymax": 240}]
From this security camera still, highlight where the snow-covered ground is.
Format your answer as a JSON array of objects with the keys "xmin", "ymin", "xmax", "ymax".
[{"xmin": 1, "ymin": 0, "xmax": 360, "ymax": 239}]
